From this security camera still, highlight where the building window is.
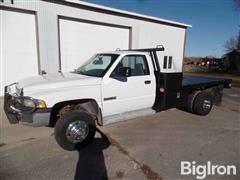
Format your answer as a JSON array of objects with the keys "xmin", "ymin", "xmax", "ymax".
[{"xmin": 168, "ymin": 56, "xmax": 172, "ymax": 69}]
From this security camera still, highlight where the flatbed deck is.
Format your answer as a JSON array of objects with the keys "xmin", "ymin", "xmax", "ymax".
[{"xmin": 182, "ymin": 75, "xmax": 232, "ymax": 90}]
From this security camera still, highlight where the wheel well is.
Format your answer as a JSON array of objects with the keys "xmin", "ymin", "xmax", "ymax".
[{"xmin": 49, "ymin": 99, "xmax": 102, "ymax": 127}]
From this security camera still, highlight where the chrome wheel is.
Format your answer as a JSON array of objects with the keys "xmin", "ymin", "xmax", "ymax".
[
  {"xmin": 203, "ymin": 100, "xmax": 211, "ymax": 110},
  {"xmin": 66, "ymin": 120, "xmax": 89, "ymax": 143}
]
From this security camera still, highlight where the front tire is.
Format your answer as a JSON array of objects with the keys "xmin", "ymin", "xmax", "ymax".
[{"xmin": 54, "ymin": 111, "xmax": 96, "ymax": 151}]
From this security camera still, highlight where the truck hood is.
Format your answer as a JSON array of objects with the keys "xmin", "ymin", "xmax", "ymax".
[{"xmin": 18, "ymin": 72, "xmax": 102, "ymax": 93}]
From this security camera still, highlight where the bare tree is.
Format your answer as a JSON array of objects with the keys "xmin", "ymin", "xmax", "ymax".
[
  {"xmin": 224, "ymin": 36, "xmax": 238, "ymax": 52},
  {"xmin": 233, "ymin": 0, "xmax": 240, "ymax": 50},
  {"xmin": 233, "ymin": 0, "xmax": 240, "ymax": 10},
  {"xmin": 224, "ymin": 1, "xmax": 240, "ymax": 52},
  {"xmin": 237, "ymin": 31, "xmax": 240, "ymax": 50}
]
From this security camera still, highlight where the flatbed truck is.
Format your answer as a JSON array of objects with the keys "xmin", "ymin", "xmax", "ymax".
[{"xmin": 4, "ymin": 47, "xmax": 232, "ymax": 150}]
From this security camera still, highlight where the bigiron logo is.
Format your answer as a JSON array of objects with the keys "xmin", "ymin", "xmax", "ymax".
[{"xmin": 181, "ymin": 161, "xmax": 237, "ymax": 179}]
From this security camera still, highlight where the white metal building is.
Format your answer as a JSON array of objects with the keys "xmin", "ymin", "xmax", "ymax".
[{"xmin": 0, "ymin": 0, "xmax": 191, "ymax": 95}]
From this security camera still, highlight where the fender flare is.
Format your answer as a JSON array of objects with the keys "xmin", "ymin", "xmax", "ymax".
[{"xmin": 50, "ymin": 99, "xmax": 103, "ymax": 126}]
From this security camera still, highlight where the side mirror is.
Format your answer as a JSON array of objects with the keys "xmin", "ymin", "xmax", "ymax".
[{"xmin": 118, "ymin": 67, "xmax": 131, "ymax": 77}]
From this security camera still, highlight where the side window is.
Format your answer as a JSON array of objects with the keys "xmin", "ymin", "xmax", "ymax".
[
  {"xmin": 163, "ymin": 56, "xmax": 168, "ymax": 69},
  {"xmin": 163, "ymin": 56, "xmax": 173, "ymax": 69},
  {"xmin": 112, "ymin": 55, "xmax": 150, "ymax": 76},
  {"xmin": 168, "ymin": 56, "xmax": 172, "ymax": 69}
]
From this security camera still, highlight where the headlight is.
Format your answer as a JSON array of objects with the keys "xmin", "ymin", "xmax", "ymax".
[
  {"xmin": 15, "ymin": 97, "xmax": 36, "ymax": 112},
  {"xmin": 22, "ymin": 98, "xmax": 36, "ymax": 108},
  {"xmin": 14, "ymin": 97, "xmax": 47, "ymax": 113}
]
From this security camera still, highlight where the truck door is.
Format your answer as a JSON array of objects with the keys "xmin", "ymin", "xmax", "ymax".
[{"xmin": 102, "ymin": 54, "xmax": 156, "ymax": 116}]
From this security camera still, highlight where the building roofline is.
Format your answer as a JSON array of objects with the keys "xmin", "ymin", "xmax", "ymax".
[{"xmin": 51, "ymin": 0, "xmax": 191, "ymax": 28}]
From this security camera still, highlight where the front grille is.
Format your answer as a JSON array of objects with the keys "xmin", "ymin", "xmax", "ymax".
[{"xmin": 4, "ymin": 93, "xmax": 20, "ymax": 124}]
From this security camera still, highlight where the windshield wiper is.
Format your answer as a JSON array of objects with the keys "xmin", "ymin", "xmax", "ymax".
[
  {"xmin": 73, "ymin": 71, "xmax": 97, "ymax": 77},
  {"xmin": 72, "ymin": 70, "xmax": 85, "ymax": 75}
]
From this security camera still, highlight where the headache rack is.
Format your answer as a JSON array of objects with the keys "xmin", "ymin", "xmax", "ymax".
[{"xmin": 116, "ymin": 45, "xmax": 165, "ymax": 72}]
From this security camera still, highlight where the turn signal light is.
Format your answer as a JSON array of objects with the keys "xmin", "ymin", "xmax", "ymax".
[{"xmin": 39, "ymin": 100, "xmax": 47, "ymax": 108}]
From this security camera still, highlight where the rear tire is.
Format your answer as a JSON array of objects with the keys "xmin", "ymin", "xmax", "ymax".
[
  {"xmin": 193, "ymin": 92, "xmax": 213, "ymax": 116},
  {"xmin": 54, "ymin": 111, "xmax": 96, "ymax": 151}
]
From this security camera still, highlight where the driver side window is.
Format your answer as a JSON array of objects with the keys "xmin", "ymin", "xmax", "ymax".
[{"xmin": 111, "ymin": 55, "xmax": 149, "ymax": 77}]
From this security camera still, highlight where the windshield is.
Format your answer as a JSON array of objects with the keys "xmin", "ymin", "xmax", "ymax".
[{"xmin": 74, "ymin": 54, "xmax": 120, "ymax": 77}]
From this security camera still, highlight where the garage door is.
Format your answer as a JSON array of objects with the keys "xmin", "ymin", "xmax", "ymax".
[
  {"xmin": 0, "ymin": 10, "xmax": 39, "ymax": 95},
  {"xmin": 59, "ymin": 18, "xmax": 130, "ymax": 72}
]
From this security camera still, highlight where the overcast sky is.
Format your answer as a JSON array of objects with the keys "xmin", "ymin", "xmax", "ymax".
[{"xmin": 87, "ymin": 0, "xmax": 239, "ymax": 57}]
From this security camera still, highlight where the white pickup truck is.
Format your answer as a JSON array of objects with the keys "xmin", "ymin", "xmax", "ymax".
[{"xmin": 4, "ymin": 47, "xmax": 232, "ymax": 150}]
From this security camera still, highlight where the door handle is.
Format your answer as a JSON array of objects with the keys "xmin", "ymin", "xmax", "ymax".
[{"xmin": 145, "ymin": 80, "xmax": 151, "ymax": 84}]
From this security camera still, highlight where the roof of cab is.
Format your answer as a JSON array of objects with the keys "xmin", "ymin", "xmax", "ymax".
[
  {"xmin": 101, "ymin": 51, "xmax": 148, "ymax": 55},
  {"xmin": 62, "ymin": 0, "xmax": 191, "ymax": 28}
]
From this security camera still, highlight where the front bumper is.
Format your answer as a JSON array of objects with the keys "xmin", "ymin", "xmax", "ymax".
[{"xmin": 4, "ymin": 88, "xmax": 51, "ymax": 127}]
